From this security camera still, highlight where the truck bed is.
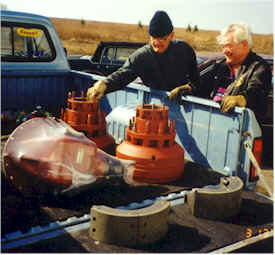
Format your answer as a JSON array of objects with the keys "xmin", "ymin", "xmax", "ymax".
[
  {"xmin": 2, "ymin": 78, "xmax": 273, "ymax": 253},
  {"xmin": 2, "ymin": 137, "xmax": 273, "ymax": 253},
  {"xmin": 14, "ymin": 191, "xmax": 273, "ymax": 253},
  {"xmin": 2, "ymin": 177, "xmax": 273, "ymax": 252}
]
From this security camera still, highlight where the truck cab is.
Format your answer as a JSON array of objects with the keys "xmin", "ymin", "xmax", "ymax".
[{"xmin": 1, "ymin": 10, "xmax": 69, "ymax": 71}]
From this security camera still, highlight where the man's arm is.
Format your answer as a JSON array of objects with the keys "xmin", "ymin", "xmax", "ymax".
[
  {"xmin": 169, "ymin": 45, "xmax": 200, "ymax": 103},
  {"xmin": 187, "ymin": 47, "xmax": 201, "ymax": 94},
  {"xmin": 87, "ymin": 55, "xmax": 139, "ymax": 101},
  {"xmin": 222, "ymin": 62, "xmax": 272, "ymax": 114},
  {"xmin": 237, "ymin": 63, "xmax": 272, "ymax": 115},
  {"xmin": 103, "ymin": 58, "xmax": 138, "ymax": 94}
]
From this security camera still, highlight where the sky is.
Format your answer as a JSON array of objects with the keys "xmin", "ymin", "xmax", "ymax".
[{"xmin": 0, "ymin": 0, "xmax": 273, "ymax": 34}]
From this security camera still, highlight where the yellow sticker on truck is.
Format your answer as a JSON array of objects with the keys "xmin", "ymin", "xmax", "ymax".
[{"xmin": 17, "ymin": 28, "xmax": 41, "ymax": 37}]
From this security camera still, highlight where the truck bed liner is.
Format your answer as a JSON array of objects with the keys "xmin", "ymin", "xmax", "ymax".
[{"xmin": 4, "ymin": 188, "xmax": 273, "ymax": 253}]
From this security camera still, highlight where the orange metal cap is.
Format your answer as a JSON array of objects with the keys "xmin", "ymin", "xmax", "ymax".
[{"xmin": 116, "ymin": 104, "xmax": 184, "ymax": 183}]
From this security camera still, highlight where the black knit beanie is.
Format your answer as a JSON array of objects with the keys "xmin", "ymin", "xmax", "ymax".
[{"xmin": 149, "ymin": 10, "xmax": 173, "ymax": 37}]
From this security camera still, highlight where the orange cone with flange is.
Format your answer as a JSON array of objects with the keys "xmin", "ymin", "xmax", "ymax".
[
  {"xmin": 116, "ymin": 104, "xmax": 184, "ymax": 183},
  {"xmin": 61, "ymin": 91, "xmax": 115, "ymax": 153}
]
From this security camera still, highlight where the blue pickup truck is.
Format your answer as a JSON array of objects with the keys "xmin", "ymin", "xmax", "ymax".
[
  {"xmin": 1, "ymin": 9, "xmax": 267, "ymax": 190},
  {"xmin": 1, "ymin": 10, "xmax": 273, "ymax": 253}
]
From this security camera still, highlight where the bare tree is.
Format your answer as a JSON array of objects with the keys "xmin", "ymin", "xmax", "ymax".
[
  {"xmin": 193, "ymin": 25, "xmax": 198, "ymax": 32},
  {"xmin": 0, "ymin": 3, "xmax": 8, "ymax": 10},
  {"xmin": 138, "ymin": 20, "xmax": 143, "ymax": 29},
  {"xmin": 81, "ymin": 18, "xmax": 86, "ymax": 26}
]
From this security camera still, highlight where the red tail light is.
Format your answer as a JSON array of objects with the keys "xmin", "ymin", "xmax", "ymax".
[{"xmin": 249, "ymin": 138, "xmax": 263, "ymax": 182}]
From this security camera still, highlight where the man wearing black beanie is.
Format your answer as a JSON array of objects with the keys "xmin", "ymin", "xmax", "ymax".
[{"xmin": 87, "ymin": 10, "xmax": 199, "ymax": 103}]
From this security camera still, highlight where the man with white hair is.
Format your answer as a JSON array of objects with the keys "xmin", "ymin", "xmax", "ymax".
[{"xmin": 180, "ymin": 23, "xmax": 271, "ymax": 119}]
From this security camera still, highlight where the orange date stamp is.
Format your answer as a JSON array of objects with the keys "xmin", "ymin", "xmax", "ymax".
[{"xmin": 246, "ymin": 227, "xmax": 273, "ymax": 238}]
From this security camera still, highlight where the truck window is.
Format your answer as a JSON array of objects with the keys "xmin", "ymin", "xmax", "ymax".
[
  {"xmin": 101, "ymin": 47, "xmax": 114, "ymax": 64},
  {"xmin": 115, "ymin": 48, "xmax": 137, "ymax": 62},
  {"xmin": 1, "ymin": 22, "xmax": 56, "ymax": 62}
]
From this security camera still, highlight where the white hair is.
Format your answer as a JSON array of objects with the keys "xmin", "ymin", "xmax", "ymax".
[{"xmin": 217, "ymin": 23, "xmax": 253, "ymax": 48}]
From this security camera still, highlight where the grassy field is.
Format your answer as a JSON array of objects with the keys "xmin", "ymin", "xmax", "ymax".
[{"xmin": 51, "ymin": 17, "xmax": 273, "ymax": 56}]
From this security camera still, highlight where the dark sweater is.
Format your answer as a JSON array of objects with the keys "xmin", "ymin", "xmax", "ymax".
[{"xmin": 104, "ymin": 39, "xmax": 200, "ymax": 93}]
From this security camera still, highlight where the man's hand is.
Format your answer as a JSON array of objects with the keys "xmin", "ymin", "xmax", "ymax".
[
  {"xmin": 220, "ymin": 95, "xmax": 247, "ymax": 113},
  {"xmin": 169, "ymin": 84, "xmax": 192, "ymax": 104},
  {"xmin": 87, "ymin": 80, "xmax": 107, "ymax": 101}
]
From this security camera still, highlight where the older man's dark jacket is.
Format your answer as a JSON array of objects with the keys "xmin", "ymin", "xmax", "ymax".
[
  {"xmin": 104, "ymin": 39, "xmax": 200, "ymax": 93},
  {"xmin": 197, "ymin": 51, "xmax": 272, "ymax": 119}
]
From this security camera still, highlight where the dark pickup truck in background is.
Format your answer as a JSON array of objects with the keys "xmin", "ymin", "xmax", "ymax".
[{"xmin": 67, "ymin": 41, "xmax": 145, "ymax": 76}]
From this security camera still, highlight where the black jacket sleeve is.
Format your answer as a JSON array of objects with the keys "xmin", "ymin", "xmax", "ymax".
[
  {"xmin": 237, "ymin": 61, "xmax": 272, "ymax": 116},
  {"xmin": 187, "ymin": 46, "xmax": 200, "ymax": 94},
  {"xmin": 104, "ymin": 56, "xmax": 139, "ymax": 94}
]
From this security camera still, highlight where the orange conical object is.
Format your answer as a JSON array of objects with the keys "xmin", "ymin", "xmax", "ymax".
[
  {"xmin": 116, "ymin": 104, "xmax": 184, "ymax": 183},
  {"xmin": 61, "ymin": 91, "xmax": 115, "ymax": 152}
]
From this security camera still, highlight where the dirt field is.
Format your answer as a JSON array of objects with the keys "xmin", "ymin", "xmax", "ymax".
[{"xmin": 50, "ymin": 17, "xmax": 274, "ymax": 56}]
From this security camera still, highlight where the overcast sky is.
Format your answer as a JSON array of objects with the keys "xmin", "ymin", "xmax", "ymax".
[{"xmin": 0, "ymin": 0, "xmax": 273, "ymax": 34}]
